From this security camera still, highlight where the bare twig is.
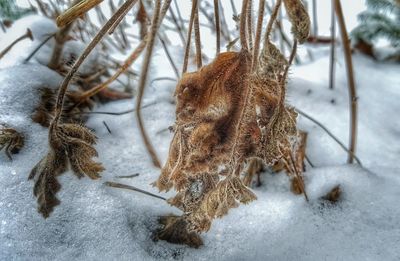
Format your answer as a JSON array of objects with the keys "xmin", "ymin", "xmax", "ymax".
[
  {"xmin": 334, "ymin": 0, "xmax": 358, "ymax": 164},
  {"xmin": 53, "ymin": 0, "xmax": 139, "ymax": 124},
  {"xmin": 105, "ymin": 181, "xmax": 166, "ymax": 200},
  {"xmin": 329, "ymin": 0, "xmax": 336, "ymax": 90},
  {"xmin": 135, "ymin": 0, "xmax": 172, "ymax": 168},
  {"xmin": 77, "ymin": 39, "xmax": 147, "ymax": 102},
  {"xmin": 24, "ymin": 33, "xmax": 55, "ymax": 63},
  {"xmin": 213, "ymin": 0, "xmax": 220, "ymax": 55},
  {"xmin": 168, "ymin": 6, "xmax": 186, "ymax": 45},
  {"xmin": 230, "ymin": 0, "xmax": 237, "ymax": 16},
  {"xmin": 48, "ymin": 20, "xmax": 74, "ymax": 69},
  {"xmin": 158, "ymin": 34, "xmax": 180, "ymax": 78},
  {"xmin": 295, "ymin": 108, "xmax": 362, "ymax": 166},
  {"xmin": 252, "ymin": 0, "xmax": 265, "ymax": 70},
  {"xmin": 194, "ymin": 0, "xmax": 202, "ymax": 68},
  {"xmin": 116, "ymin": 173, "xmax": 139, "ymax": 178},
  {"xmin": 182, "ymin": 0, "xmax": 197, "ymax": 74},
  {"xmin": 0, "ymin": 29, "xmax": 33, "ymax": 60}
]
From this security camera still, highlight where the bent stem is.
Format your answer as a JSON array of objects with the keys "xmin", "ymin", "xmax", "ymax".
[
  {"xmin": 0, "ymin": 29, "xmax": 33, "ymax": 60},
  {"xmin": 135, "ymin": 0, "xmax": 172, "ymax": 168},
  {"xmin": 53, "ymin": 0, "xmax": 139, "ymax": 124}
]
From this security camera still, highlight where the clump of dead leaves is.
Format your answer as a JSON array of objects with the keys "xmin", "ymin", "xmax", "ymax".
[
  {"xmin": 0, "ymin": 124, "xmax": 24, "ymax": 160},
  {"xmin": 155, "ymin": 0, "xmax": 311, "ymax": 247},
  {"xmin": 29, "ymin": 122, "xmax": 103, "ymax": 217}
]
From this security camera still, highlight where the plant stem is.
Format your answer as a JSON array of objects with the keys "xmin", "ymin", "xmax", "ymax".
[
  {"xmin": 135, "ymin": 0, "xmax": 172, "ymax": 169},
  {"xmin": 247, "ymin": 0, "xmax": 253, "ymax": 50},
  {"xmin": 53, "ymin": 0, "xmax": 139, "ymax": 124},
  {"xmin": 182, "ymin": 0, "xmax": 197, "ymax": 74},
  {"xmin": 194, "ymin": 1, "xmax": 202, "ymax": 68},
  {"xmin": 252, "ymin": 0, "xmax": 265, "ymax": 70},
  {"xmin": 334, "ymin": 0, "xmax": 358, "ymax": 164},
  {"xmin": 56, "ymin": 0, "xmax": 103, "ymax": 27},
  {"xmin": 24, "ymin": 33, "xmax": 55, "ymax": 63},
  {"xmin": 240, "ymin": 0, "xmax": 249, "ymax": 50},
  {"xmin": 213, "ymin": 0, "xmax": 221, "ymax": 55},
  {"xmin": 0, "ymin": 29, "xmax": 33, "ymax": 60},
  {"xmin": 295, "ymin": 108, "xmax": 362, "ymax": 166},
  {"xmin": 329, "ymin": 0, "xmax": 336, "ymax": 90},
  {"xmin": 105, "ymin": 181, "xmax": 166, "ymax": 200}
]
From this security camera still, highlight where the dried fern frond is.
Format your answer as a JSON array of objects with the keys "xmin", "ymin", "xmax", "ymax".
[{"xmin": 29, "ymin": 123, "xmax": 103, "ymax": 217}]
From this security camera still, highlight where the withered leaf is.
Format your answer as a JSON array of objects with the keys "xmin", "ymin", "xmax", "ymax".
[{"xmin": 29, "ymin": 122, "xmax": 103, "ymax": 218}]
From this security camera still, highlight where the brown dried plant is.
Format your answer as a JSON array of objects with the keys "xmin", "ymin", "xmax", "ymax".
[
  {"xmin": 155, "ymin": 0, "xmax": 310, "ymax": 247},
  {"xmin": 29, "ymin": 0, "xmax": 140, "ymax": 218},
  {"xmin": 0, "ymin": 125, "xmax": 25, "ymax": 160},
  {"xmin": 29, "ymin": 123, "xmax": 103, "ymax": 217}
]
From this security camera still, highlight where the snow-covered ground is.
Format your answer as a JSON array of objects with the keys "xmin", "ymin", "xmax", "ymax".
[{"xmin": 1, "ymin": 8, "xmax": 400, "ymax": 261}]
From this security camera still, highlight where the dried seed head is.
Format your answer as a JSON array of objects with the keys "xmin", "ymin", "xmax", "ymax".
[{"xmin": 283, "ymin": 0, "xmax": 310, "ymax": 43}]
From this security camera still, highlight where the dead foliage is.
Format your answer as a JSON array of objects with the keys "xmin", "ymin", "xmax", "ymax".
[
  {"xmin": 0, "ymin": 125, "xmax": 25, "ymax": 160},
  {"xmin": 155, "ymin": 0, "xmax": 310, "ymax": 246},
  {"xmin": 29, "ymin": 123, "xmax": 103, "ymax": 217}
]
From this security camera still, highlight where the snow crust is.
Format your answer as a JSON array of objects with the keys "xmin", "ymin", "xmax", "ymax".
[{"xmin": 1, "ymin": 11, "xmax": 399, "ymax": 261}]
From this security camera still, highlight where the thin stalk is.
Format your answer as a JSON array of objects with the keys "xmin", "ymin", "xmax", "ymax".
[
  {"xmin": 168, "ymin": 6, "xmax": 186, "ymax": 46},
  {"xmin": 77, "ymin": 39, "xmax": 147, "ymax": 102},
  {"xmin": 213, "ymin": 0, "xmax": 220, "ymax": 55},
  {"xmin": 230, "ymin": 0, "xmax": 237, "ymax": 16},
  {"xmin": 240, "ymin": 0, "xmax": 249, "ymax": 50},
  {"xmin": 53, "ymin": 0, "xmax": 139, "ymax": 124},
  {"xmin": 264, "ymin": 0, "xmax": 281, "ymax": 43},
  {"xmin": 312, "ymin": 0, "xmax": 318, "ymax": 36},
  {"xmin": 295, "ymin": 108, "xmax": 362, "ymax": 166},
  {"xmin": 182, "ymin": 0, "xmax": 197, "ymax": 74},
  {"xmin": 158, "ymin": 33, "xmax": 180, "ymax": 79},
  {"xmin": 48, "ymin": 21, "xmax": 74, "ymax": 69},
  {"xmin": 0, "ymin": 29, "xmax": 33, "ymax": 60},
  {"xmin": 193, "ymin": 0, "xmax": 202, "ymax": 68},
  {"xmin": 252, "ymin": 0, "xmax": 265, "ymax": 70},
  {"xmin": 288, "ymin": 152, "xmax": 309, "ymax": 201},
  {"xmin": 135, "ymin": 0, "xmax": 171, "ymax": 169},
  {"xmin": 56, "ymin": 0, "xmax": 103, "ymax": 27},
  {"xmin": 246, "ymin": 0, "xmax": 253, "ymax": 50},
  {"xmin": 329, "ymin": 0, "xmax": 336, "ymax": 90},
  {"xmin": 105, "ymin": 181, "xmax": 166, "ymax": 200},
  {"xmin": 334, "ymin": 0, "xmax": 358, "ymax": 164},
  {"xmin": 24, "ymin": 33, "xmax": 55, "ymax": 63}
]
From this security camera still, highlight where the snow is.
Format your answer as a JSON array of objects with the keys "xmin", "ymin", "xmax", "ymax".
[{"xmin": 1, "ymin": 7, "xmax": 400, "ymax": 261}]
